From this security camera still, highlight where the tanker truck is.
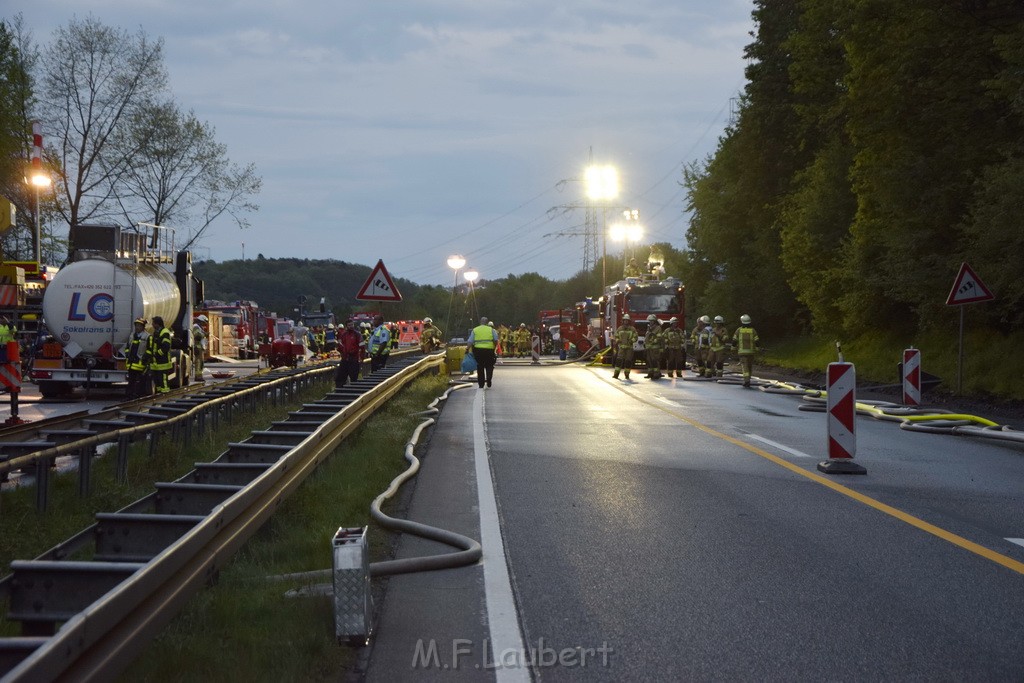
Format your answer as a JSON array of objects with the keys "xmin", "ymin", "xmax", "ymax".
[{"xmin": 30, "ymin": 223, "xmax": 202, "ymax": 398}]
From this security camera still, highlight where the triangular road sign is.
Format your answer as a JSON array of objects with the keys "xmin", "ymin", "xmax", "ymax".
[
  {"xmin": 946, "ymin": 262, "xmax": 994, "ymax": 305},
  {"xmin": 356, "ymin": 260, "xmax": 403, "ymax": 302}
]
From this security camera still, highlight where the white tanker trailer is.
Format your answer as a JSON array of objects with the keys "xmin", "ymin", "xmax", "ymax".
[{"xmin": 31, "ymin": 224, "xmax": 201, "ymax": 398}]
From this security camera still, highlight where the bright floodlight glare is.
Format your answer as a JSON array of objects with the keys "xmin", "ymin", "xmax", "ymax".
[
  {"xmin": 585, "ymin": 165, "xmax": 618, "ymax": 200},
  {"xmin": 447, "ymin": 254, "xmax": 466, "ymax": 270},
  {"xmin": 463, "ymin": 269, "xmax": 479, "ymax": 283},
  {"xmin": 609, "ymin": 224, "xmax": 626, "ymax": 241},
  {"xmin": 627, "ymin": 224, "xmax": 643, "ymax": 241},
  {"xmin": 30, "ymin": 172, "xmax": 51, "ymax": 188}
]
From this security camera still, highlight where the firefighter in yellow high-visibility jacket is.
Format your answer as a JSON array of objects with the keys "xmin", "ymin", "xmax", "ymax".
[{"xmin": 732, "ymin": 314, "xmax": 760, "ymax": 388}]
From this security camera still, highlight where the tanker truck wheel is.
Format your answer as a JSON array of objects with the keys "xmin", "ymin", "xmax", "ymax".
[{"xmin": 38, "ymin": 380, "xmax": 72, "ymax": 399}]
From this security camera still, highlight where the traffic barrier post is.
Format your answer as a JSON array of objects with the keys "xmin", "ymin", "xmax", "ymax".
[
  {"xmin": 531, "ymin": 334, "xmax": 541, "ymax": 364},
  {"xmin": 902, "ymin": 348, "xmax": 921, "ymax": 406},
  {"xmin": 817, "ymin": 361, "xmax": 866, "ymax": 475}
]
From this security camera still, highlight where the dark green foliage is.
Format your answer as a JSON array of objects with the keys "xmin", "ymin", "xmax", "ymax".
[{"xmin": 687, "ymin": 0, "xmax": 1024, "ymax": 344}]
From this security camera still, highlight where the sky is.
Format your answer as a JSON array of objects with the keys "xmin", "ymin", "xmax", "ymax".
[{"xmin": 10, "ymin": 1, "xmax": 754, "ymax": 287}]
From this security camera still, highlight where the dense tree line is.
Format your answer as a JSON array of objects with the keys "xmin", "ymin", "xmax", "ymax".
[{"xmin": 683, "ymin": 0, "xmax": 1024, "ymax": 340}]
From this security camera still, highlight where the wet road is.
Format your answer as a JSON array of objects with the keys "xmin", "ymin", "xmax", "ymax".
[{"xmin": 368, "ymin": 362, "xmax": 1024, "ymax": 681}]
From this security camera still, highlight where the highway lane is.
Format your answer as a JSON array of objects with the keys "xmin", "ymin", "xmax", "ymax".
[{"xmin": 481, "ymin": 364, "xmax": 1024, "ymax": 680}]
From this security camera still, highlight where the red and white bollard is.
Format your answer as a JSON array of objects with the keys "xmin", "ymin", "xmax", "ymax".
[
  {"xmin": 902, "ymin": 348, "xmax": 921, "ymax": 406},
  {"xmin": 817, "ymin": 361, "xmax": 866, "ymax": 475},
  {"xmin": 531, "ymin": 334, "xmax": 541, "ymax": 364}
]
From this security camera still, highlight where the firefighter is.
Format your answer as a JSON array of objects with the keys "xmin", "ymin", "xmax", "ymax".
[
  {"xmin": 691, "ymin": 315, "xmax": 712, "ymax": 376},
  {"xmin": 325, "ymin": 323, "xmax": 337, "ymax": 354},
  {"xmin": 664, "ymin": 317, "xmax": 686, "ymax": 378},
  {"xmin": 125, "ymin": 317, "xmax": 152, "ymax": 399},
  {"xmin": 515, "ymin": 323, "xmax": 531, "ymax": 358},
  {"xmin": 389, "ymin": 322, "xmax": 400, "ymax": 352},
  {"xmin": 148, "ymin": 315, "xmax": 174, "ymax": 393},
  {"xmin": 623, "ymin": 258, "xmax": 643, "ymax": 278},
  {"xmin": 420, "ymin": 317, "xmax": 442, "ymax": 353},
  {"xmin": 644, "ymin": 315, "xmax": 666, "ymax": 379},
  {"xmin": 611, "ymin": 315, "xmax": 638, "ymax": 380},
  {"xmin": 498, "ymin": 324, "xmax": 512, "ymax": 357},
  {"xmin": 367, "ymin": 315, "xmax": 391, "ymax": 372},
  {"xmin": 733, "ymin": 314, "xmax": 760, "ymax": 387},
  {"xmin": 0, "ymin": 315, "xmax": 15, "ymax": 344},
  {"xmin": 192, "ymin": 315, "xmax": 207, "ymax": 378},
  {"xmin": 705, "ymin": 315, "xmax": 728, "ymax": 378}
]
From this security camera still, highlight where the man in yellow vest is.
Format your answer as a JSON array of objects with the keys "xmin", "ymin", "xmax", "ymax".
[
  {"xmin": 148, "ymin": 315, "xmax": 174, "ymax": 393},
  {"xmin": 467, "ymin": 316, "xmax": 499, "ymax": 388}
]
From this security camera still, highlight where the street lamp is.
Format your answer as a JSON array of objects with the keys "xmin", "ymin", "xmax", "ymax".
[
  {"xmin": 445, "ymin": 254, "xmax": 466, "ymax": 342},
  {"xmin": 610, "ymin": 221, "xmax": 644, "ymax": 264},
  {"xmin": 585, "ymin": 164, "xmax": 618, "ymax": 290},
  {"xmin": 463, "ymin": 268, "xmax": 480, "ymax": 322},
  {"xmin": 29, "ymin": 121, "xmax": 50, "ymax": 266}
]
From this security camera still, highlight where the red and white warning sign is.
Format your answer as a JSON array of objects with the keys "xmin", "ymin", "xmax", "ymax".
[
  {"xmin": 902, "ymin": 348, "xmax": 921, "ymax": 406},
  {"xmin": 356, "ymin": 260, "xmax": 403, "ymax": 302},
  {"xmin": 946, "ymin": 262, "xmax": 994, "ymax": 306},
  {"xmin": 826, "ymin": 362, "xmax": 856, "ymax": 460}
]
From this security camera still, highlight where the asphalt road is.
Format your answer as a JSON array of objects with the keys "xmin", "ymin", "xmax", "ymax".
[{"xmin": 365, "ymin": 362, "xmax": 1024, "ymax": 682}]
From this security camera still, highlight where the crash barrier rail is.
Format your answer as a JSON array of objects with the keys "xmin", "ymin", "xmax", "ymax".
[
  {"xmin": 0, "ymin": 349, "xmax": 422, "ymax": 510},
  {"xmin": 0, "ymin": 363, "xmax": 332, "ymax": 512},
  {"xmin": 0, "ymin": 353, "xmax": 442, "ymax": 682}
]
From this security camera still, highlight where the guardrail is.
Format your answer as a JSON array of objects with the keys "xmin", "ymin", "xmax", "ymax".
[
  {"xmin": 0, "ymin": 352, "xmax": 443, "ymax": 681},
  {"xmin": 1, "ymin": 362, "xmax": 334, "ymax": 511}
]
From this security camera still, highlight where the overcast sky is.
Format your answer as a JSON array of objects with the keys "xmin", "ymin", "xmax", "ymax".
[{"xmin": 10, "ymin": 1, "xmax": 754, "ymax": 286}]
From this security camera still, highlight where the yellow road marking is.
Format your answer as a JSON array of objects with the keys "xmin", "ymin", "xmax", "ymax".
[{"xmin": 609, "ymin": 375, "xmax": 1024, "ymax": 576}]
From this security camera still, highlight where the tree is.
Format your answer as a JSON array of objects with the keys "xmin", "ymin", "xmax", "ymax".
[
  {"xmin": 108, "ymin": 99, "xmax": 261, "ymax": 247},
  {"xmin": 0, "ymin": 16, "xmax": 42, "ymax": 260},
  {"xmin": 38, "ymin": 15, "xmax": 168, "ymax": 231}
]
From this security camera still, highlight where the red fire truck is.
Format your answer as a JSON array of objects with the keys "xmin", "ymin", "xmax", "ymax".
[
  {"xmin": 560, "ymin": 275, "xmax": 685, "ymax": 363},
  {"xmin": 204, "ymin": 300, "xmax": 261, "ymax": 359}
]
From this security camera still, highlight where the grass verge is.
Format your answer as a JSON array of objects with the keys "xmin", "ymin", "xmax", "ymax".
[
  {"xmin": 119, "ymin": 373, "xmax": 451, "ymax": 682},
  {"xmin": 0, "ymin": 378, "xmax": 334, "ymax": 636}
]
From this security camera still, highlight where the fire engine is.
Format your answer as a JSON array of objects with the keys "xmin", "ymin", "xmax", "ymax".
[
  {"xmin": 204, "ymin": 299, "xmax": 261, "ymax": 359},
  {"xmin": 559, "ymin": 275, "xmax": 685, "ymax": 363}
]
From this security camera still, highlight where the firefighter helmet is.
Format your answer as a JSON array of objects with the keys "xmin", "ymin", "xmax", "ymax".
[
  {"xmin": 714, "ymin": 315, "xmax": 724, "ymax": 324},
  {"xmin": 699, "ymin": 315, "xmax": 710, "ymax": 324},
  {"xmin": 134, "ymin": 317, "xmax": 146, "ymax": 325},
  {"xmin": 196, "ymin": 315, "xmax": 208, "ymax": 323},
  {"xmin": 669, "ymin": 317, "xmax": 678, "ymax": 323},
  {"xmin": 328, "ymin": 323, "xmax": 335, "ymax": 329},
  {"xmin": 424, "ymin": 317, "xmax": 432, "ymax": 323},
  {"xmin": 740, "ymin": 314, "xmax": 751, "ymax": 325},
  {"xmin": 647, "ymin": 314, "xmax": 658, "ymax": 322},
  {"xmin": 520, "ymin": 323, "xmax": 526, "ymax": 327},
  {"xmin": 622, "ymin": 314, "xmax": 631, "ymax": 321}
]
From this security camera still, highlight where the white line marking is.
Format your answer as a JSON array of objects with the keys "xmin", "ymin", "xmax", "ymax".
[
  {"xmin": 473, "ymin": 390, "xmax": 531, "ymax": 682},
  {"xmin": 654, "ymin": 395, "xmax": 682, "ymax": 408},
  {"xmin": 746, "ymin": 433, "xmax": 814, "ymax": 459},
  {"xmin": 1007, "ymin": 538, "xmax": 1024, "ymax": 549}
]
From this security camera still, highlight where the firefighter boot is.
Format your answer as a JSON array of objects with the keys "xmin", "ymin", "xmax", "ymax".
[
  {"xmin": 624, "ymin": 370, "xmax": 631, "ymax": 380},
  {"xmin": 612, "ymin": 370, "xmax": 619, "ymax": 379}
]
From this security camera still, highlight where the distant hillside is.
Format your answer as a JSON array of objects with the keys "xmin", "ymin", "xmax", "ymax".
[{"xmin": 194, "ymin": 257, "xmax": 449, "ymax": 322}]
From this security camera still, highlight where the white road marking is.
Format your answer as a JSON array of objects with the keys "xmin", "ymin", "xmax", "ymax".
[
  {"xmin": 746, "ymin": 433, "xmax": 814, "ymax": 459},
  {"xmin": 1007, "ymin": 538, "xmax": 1024, "ymax": 549},
  {"xmin": 653, "ymin": 395, "xmax": 682, "ymax": 408},
  {"xmin": 473, "ymin": 391, "xmax": 531, "ymax": 682}
]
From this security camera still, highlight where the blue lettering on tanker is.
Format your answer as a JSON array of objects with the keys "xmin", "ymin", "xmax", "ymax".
[{"xmin": 68, "ymin": 291, "xmax": 114, "ymax": 322}]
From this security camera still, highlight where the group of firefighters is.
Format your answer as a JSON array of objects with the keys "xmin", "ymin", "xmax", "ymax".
[{"xmin": 611, "ymin": 313, "xmax": 760, "ymax": 387}]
